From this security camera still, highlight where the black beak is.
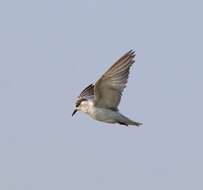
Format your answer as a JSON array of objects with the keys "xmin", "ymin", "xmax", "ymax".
[{"xmin": 72, "ymin": 109, "xmax": 77, "ymax": 116}]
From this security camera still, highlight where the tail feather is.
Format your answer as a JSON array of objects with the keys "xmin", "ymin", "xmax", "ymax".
[
  {"xmin": 126, "ymin": 120, "xmax": 143, "ymax": 126},
  {"xmin": 117, "ymin": 114, "xmax": 142, "ymax": 127}
]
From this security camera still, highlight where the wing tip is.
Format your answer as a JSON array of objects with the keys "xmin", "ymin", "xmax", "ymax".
[
  {"xmin": 78, "ymin": 83, "xmax": 95, "ymax": 98},
  {"xmin": 128, "ymin": 49, "xmax": 136, "ymax": 57}
]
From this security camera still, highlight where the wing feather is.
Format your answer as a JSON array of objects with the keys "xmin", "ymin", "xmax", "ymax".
[
  {"xmin": 75, "ymin": 84, "xmax": 94, "ymax": 107},
  {"xmin": 94, "ymin": 50, "xmax": 135, "ymax": 110},
  {"xmin": 78, "ymin": 84, "xmax": 94, "ymax": 98}
]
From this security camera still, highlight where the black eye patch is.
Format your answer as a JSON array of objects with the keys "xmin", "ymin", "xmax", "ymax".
[{"xmin": 76, "ymin": 98, "xmax": 87, "ymax": 107}]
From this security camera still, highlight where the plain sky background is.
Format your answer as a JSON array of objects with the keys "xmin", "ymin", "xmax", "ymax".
[{"xmin": 0, "ymin": 0, "xmax": 203, "ymax": 189}]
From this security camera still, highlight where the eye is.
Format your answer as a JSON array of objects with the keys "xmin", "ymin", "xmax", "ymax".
[{"xmin": 75, "ymin": 98, "xmax": 86, "ymax": 107}]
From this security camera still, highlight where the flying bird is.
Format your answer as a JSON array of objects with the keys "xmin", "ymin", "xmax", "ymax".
[{"xmin": 72, "ymin": 50, "xmax": 142, "ymax": 126}]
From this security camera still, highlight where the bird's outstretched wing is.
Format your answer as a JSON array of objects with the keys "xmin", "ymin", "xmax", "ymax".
[
  {"xmin": 78, "ymin": 84, "xmax": 94, "ymax": 99},
  {"xmin": 94, "ymin": 50, "xmax": 135, "ymax": 110},
  {"xmin": 75, "ymin": 84, "xmax": 94, "ymax": 107}
]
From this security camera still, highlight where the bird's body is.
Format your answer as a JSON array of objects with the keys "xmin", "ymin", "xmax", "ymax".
[
  {"xmin": 79, "ymin": 99, "xmax": 141, "ymax": 126},
  {"xmin": 72, "ymin": 50, "xmax": 142, "ymax": 126}
]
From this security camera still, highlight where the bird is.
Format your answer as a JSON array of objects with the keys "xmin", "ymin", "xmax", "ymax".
[{"xmin": 72, "ymin": 50, "xmax": 142, "ymax": 126}]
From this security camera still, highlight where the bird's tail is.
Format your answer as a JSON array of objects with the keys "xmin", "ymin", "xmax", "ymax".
[
  {"xmin": 126, "ymin": 119, "xmax": 143, "ymax": 126},
  {"xmin": 118, "ymin": 113, "xmax": 142, "ymax": 127}
]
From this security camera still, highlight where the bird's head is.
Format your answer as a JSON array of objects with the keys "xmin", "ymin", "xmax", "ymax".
[{"xmin": 72, "ymin": 98, "xmax": 89, "ymax": 116}]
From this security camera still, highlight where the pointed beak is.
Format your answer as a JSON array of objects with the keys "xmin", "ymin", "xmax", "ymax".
[{"xmin": 72, "ymin": 109, "xmax": 77, "ymax": 116}]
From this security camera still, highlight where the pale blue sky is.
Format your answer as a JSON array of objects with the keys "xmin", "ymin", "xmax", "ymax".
[{"xmin": 0, "ymin": 0, "xmax": 203, "ymax": 190}]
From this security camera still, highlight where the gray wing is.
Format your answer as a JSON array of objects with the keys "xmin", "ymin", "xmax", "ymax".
[
  {"xmin": 75, "ymin": 84, "xmax": 94, "ymax": 107},
  {"xmin": 94, "ymin": 50, "xmax": 135, "ymax": 110}
]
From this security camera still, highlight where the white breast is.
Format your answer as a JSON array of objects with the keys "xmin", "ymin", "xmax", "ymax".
[{"xmin": 88, "ymin": 106, "xmax": 118, "ymax": 123}]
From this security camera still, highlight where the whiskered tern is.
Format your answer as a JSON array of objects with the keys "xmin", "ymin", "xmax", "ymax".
[{"xmin": 72, "ymin": 50, "xmax": 142, "ymax": 126}]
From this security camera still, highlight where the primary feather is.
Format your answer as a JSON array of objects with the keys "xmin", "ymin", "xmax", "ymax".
[{"xmin": 94, "ymin": 50, "xmax": 135, "ymax": 110}]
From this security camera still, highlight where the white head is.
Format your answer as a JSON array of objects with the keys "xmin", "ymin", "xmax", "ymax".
[{"xmin": 72, "ymin": 99, "xmax": 90, "ymax": 116}]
